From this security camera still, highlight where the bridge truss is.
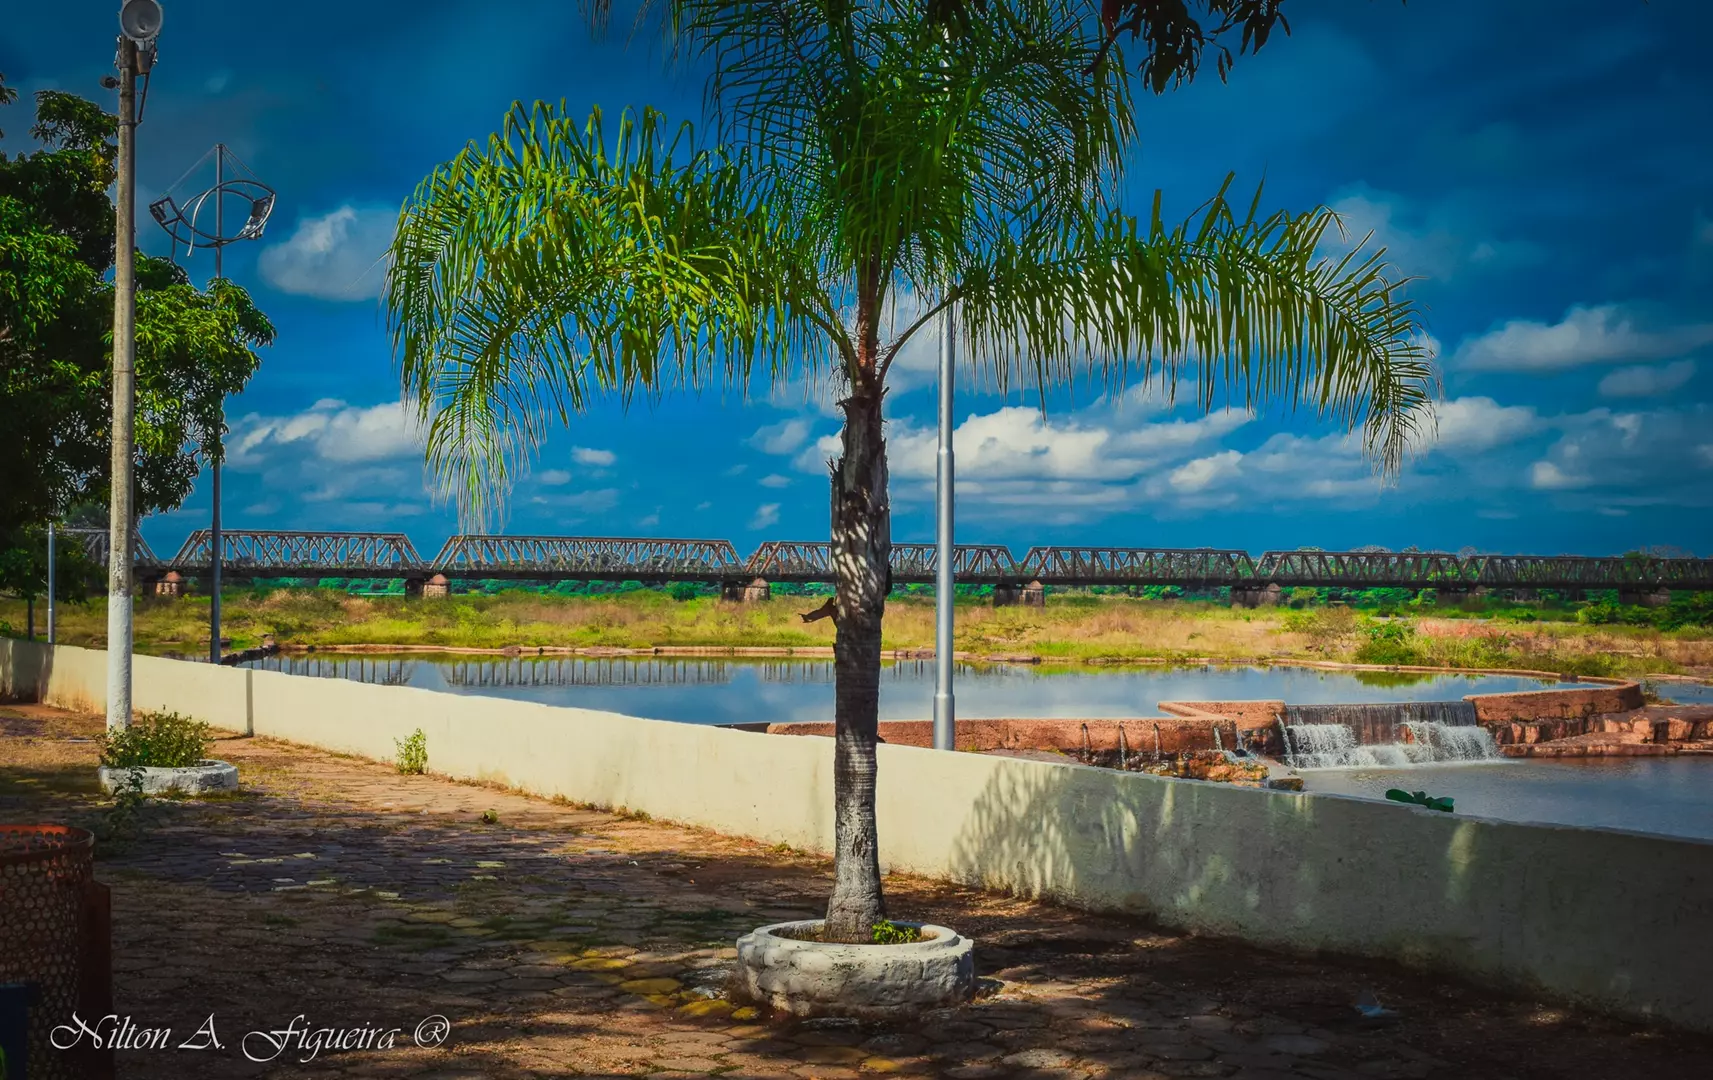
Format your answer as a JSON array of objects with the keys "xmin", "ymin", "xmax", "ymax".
[
  {"xmin": 168, "ymin": 530, "xmax": 425, "ymax": 575},
  {"xmin": 102, "ymin": 529, "xmax": 1711, "ymax": 592},
  {"xmin": 427, "ymin": 535, "xmax": 744, "ymax": 582}
]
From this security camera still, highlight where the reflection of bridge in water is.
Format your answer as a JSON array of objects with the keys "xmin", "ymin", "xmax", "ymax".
[
  {"xmin": 242, "ymin": 654, "xmax": 975, "ymax": 689},
  {"xmin": 247, "ymin": 655, "xmax": 415, "ymax": 686},
  {"xmin": 442, "ymin": 657, "xmax": 737, "ymax": 688}
]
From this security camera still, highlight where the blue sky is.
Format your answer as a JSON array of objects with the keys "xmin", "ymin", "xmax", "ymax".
[{"xmin": 5, "ymin": 1, "xmax": 1711, "ymax": 561}]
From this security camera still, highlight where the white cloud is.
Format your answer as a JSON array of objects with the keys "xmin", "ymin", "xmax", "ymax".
[
  {"xmin": 793, "ymin": 435, "xmax": 843, "ymax": 474},
  {"xmin": 758, "ymin": 474, "xmax": 792, "ymax": 489},
  {"xmin": 1529, "ymin": 461, "xmax": 1588, "ymax": 490},
  {"xmin": 882, "ymin": 407, "xmax": 1250, "ymax": 486},
  {"xmin": 1433, "ymin": 396, "xmax": 1540, "ymax": 452},
  {"xmin": 571, "ymin": 446, "xmax": 616, "ymax": 467},
  {"xmin": 1454, "ymin": 305, "xmax": 1713, "ymax": 371},
  {"xmin": 1518, "ymin": 406, "xmax": 1713, "ymax": 507},
  {"xmin": 225, "ymin": 399, "xmax": 429, "ymax": 509},
  {"xmin": 1597, "ymin": 359, "xmax": 1696, "ymax": 398},
  {"xmin": 636, "ymin": 510, "xmax": 661, "ymax": 528},
  {"xmin": 257, "ymin": 205, "xmax": 395, "ymax": 301},
  {"xmin": 528, "ymin": 489, "xmax": 619, "ymax": 513},
  {"xmin": 749, "ymin": 418, "xmax": 816, "ymax": 455},
  {"xmin": 1325, "ymin": 187, "xmax": 1542, "ymax": 282},
  {"xmin": 1168, "ymin": 450, "xmax": 1242, "ymax": 493},
  {"xmin": 749, "ymin": 503, "xmax": 780, "ymax": 529},
  {"xmin": 537, "ymin": 469, "xmax": 572, "ymax": 486},
  {"xmin": 230, "ymin": 399, "xmax": 424, "ymax": 466}
]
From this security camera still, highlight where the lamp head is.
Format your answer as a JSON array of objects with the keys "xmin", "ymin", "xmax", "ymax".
[{"xmin": 119, "ymin": 0, "xmax": 163, "ymax": 45}]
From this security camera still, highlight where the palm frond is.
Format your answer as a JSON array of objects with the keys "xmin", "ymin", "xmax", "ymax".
[
  {"xmin": 956, "ymin": 176, "xmax": 1437, "ymax": 475},
  {"xmin": 385, "ymin": 103, "xmax": 833, "ymax": 526}
]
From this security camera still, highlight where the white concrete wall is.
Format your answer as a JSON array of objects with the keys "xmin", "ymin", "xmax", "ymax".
[{"xmin": 4, "ymin": 640, "xmax": 1709, "ymax": 1033}]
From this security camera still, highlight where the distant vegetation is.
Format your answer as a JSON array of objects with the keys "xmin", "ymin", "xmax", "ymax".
[{"xmin": 5, "ymin": 583, "xmax": 1708, "ymax": 680}]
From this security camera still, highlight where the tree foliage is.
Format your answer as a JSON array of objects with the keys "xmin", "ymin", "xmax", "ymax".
[
  {"xmin": 0, "ymin": 75, "xmax": 274, "ymax": 601},
  {"xmin": 388, "ymin": 0, "xmax": 1435, "ymax": 938}
]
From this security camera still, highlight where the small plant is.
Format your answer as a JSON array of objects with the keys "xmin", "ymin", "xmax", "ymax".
[
  {"xmin": 479, "ymin": 808, "xmax": 500, "ymax": 824},
  {"xmin": 871, "ymin": 921, "xmax": 920, "ymax": 945},
  {"xmin": 95, "ymin": 768, "xmax": 150, "ymax": 850},
  {"xmin": 667, "ymin": 582, "xmax": 699, "ymax": 602},
  {"xmin": 97, "ymin": 710, "xmax": 212, "ymax": 769},
  {"xmin": 1353, "ymin": 618, "xmax": 1424, "ymax": 666},
  {"xmin": 1385, "ymin": 788, "xmax": 1454, "ymax": 813},
  {"xmin": 395, "ymin": 728, "xmax": 428, "ymax": 775}
]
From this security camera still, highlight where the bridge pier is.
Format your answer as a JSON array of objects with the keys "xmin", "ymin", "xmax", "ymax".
[
  {"xmin": 721, "ymin": 578, "xmax": 771, "ymax": 603},
  {"xmin": 1022, "ymin": 579, "xmax": 1045, "ymax": 607},
  {"xmin": 154, "ymin": 571, "xmax": 183, "ymax": 597},
  {"xmin": 1230, "ymin": 583, "xmax": 1281, "ymax": 609},
  {"xmin": 993, "ymin": 584, "xmax": 1020, "ymax": 606},
  {"xmin": 404, "ymin": 574, "xmax": 450, "ymax": 598}
]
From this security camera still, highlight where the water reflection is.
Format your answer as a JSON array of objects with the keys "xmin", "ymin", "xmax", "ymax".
[
  {"xmin": 1303, "ymin": 758, "xmax": 1713, "ymax": 842},
  {"xmin": 241, "ymin": 653, "xmax": 1573, "ymax": 727}
]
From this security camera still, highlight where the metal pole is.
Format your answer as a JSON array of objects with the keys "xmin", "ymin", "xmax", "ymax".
[
  {"xmin": 210, "ymin": 145, "xmax": 224, "ymax": 665},
  {"xmin": 46, "ymin": 522, "xmax": 56, "ymax": 644},
  {"xmin": 932, "ymin": 301, "xmax": 957, "ymax": 751},
  {"xmin": 107, "ymin": 35, "xmax": 138, "ymax": 731}
]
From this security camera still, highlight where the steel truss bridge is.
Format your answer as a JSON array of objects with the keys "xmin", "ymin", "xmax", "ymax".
[{"xmin": 90, "ymin": 529, "xmax": 1712, "ymax": 594}]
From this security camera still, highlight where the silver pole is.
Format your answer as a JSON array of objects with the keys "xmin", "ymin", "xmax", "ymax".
[
  {"xmin": 210, "ymin": 144, "xmax": 224, "ymax": 665},
  {"xmin": 46, "ymin": 523, "xmax": 56, "ymax": 645},
  {"xmin": 932, "ymin": 302, "xmax": 957, "ymax": 751},
  {"xmin": 107, "ymin": 34, "xmax": 138, "ymax": 731}
]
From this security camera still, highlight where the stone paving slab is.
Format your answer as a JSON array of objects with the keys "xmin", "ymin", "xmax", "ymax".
[{"xmin": 2, "ymin": 705, "xmax": 1710, "ymax": 1079}]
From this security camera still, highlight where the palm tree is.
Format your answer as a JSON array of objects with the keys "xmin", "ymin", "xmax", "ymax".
[{"xmin": 386, "ymin": 0, "xmax": 1434, "ymax": 943}]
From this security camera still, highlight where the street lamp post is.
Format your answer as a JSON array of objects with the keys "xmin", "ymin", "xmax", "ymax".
[
  {"xmin": 150, "ymin": 144, "xmax": 275, "ymax": 664},
  {"xmin": 46, "ymin": 523, "xmax": 56, "ymax": 645},
  {"xmin": 932, "ymin": 303, "xmax": 957, "ymax": 751},
  {"xmin": 107, "ymin": 1, "xmax": 161, "ymax": 731}
]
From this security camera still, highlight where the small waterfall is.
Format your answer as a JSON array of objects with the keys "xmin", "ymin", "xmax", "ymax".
[
  {"xmin": 1280, "ymin": 702, "xmax": 1498, "ymax": 769},
  {"xmin": 1402, "ymin": 721, "xmax": 1499, "ymax": 762}
]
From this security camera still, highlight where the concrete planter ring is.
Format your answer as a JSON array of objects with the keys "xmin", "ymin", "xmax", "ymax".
[
  {"xmin": 732, "ymin": 920, "xmax": 975, "ymax": 1020},
  {"xmin": 98, "ymin": 760, "xmax": 239, "ymax": 796}
]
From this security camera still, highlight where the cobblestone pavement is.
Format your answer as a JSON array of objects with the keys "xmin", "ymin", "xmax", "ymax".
[{"xmin": 2, "ymin": 704, "xmax": 1709, "ymax": 1079}]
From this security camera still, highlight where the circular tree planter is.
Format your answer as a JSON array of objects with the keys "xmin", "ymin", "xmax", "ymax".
[
  {"xmin": 732, "ymin": 920, "xmax": 974, "ymax": 1020},
  {"xmin": 97, "ymin": 760, "xmax": 239, "ymax": 796}
]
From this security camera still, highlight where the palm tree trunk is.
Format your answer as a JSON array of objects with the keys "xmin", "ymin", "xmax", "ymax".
[{"xmin": 823, "ymin": 380, "xmax": 890, "ymax": 942}]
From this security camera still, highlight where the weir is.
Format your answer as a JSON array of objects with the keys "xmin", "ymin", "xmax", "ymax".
[{"xmin": 1280, "ymin": 701, "xmax": 1498, "ymax": 768}]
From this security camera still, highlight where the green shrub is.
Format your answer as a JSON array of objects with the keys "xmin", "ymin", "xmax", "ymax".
[
  {"xmin": 1282, "ymin": 605, "xmax": 1356, "ymax": 653},
  {"xmin": 1353, "ymin": 618, "xmax": 1425, "ymax": 666},
  {"xmin": 395, "ymin": 728, "xmax": 428, "ymax": 775},
  {"xmin": 97, "ymin": 711, "xmax": 212, "ymax": 769},
  {"xmin": 666, "ymin": 582, "xmax": 699, "ymax": 602},
  {"xmin": 871, "ymin": 921, "xmax": 921, "ymax": 944}
]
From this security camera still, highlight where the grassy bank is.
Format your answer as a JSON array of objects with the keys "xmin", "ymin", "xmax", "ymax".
[{"xmin": 4, "ymin": 589, "xmax": 1709, "ymax": 679}]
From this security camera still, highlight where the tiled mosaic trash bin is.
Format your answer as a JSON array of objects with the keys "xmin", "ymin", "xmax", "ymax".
[{"xmin": 0, "ymin": 826, "xmax": 111, "ymax": 1080}]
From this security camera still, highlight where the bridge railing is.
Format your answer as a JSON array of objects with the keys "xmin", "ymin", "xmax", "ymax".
[
  {"xmin": 62, "ymin": 527, "xmax": 159, "ymax": 570},
  {"xmin": 1252, "ymin": 550, "xmax": 1474, "ymax": 588},
  {"xmin": 744, "ymin": 541, "xmax": 1019, "ymax": 584},
  {"xmin": 168, "ymin": 530, "xmax": 427, "ymax": 574},
  {"xmin": 1016, "ymin": 547, "xmax": 1257, "ymax": 586},
  {"xmin": 427, "ymin": 535, "xmax": 745, "ymax": 581},
  {"xmin": 111, "ymin": 525, "xmax": 1713, "ymax": 590}
]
